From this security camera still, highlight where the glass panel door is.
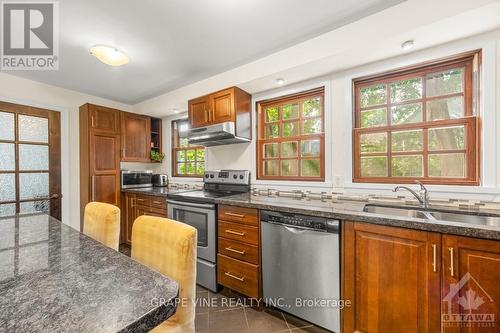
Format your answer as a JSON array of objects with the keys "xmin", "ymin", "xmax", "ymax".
[{"xmin": 0, "ymin": 103, "xmax": 61, "ymax": 219}]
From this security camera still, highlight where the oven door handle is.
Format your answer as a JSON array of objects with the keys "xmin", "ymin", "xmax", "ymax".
[{"xmin": 166, "ymin": 199, "xmax": 215, "ymax": 210}]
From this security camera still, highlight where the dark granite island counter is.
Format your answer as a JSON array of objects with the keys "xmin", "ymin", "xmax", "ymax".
[{"xmin": 0, "ymin": 214, "xmax": 178, "ymax": 333}]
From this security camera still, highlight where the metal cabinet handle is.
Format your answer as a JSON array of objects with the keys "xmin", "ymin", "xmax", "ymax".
[
  {"xmin": 449, "ymin": 247, "xmax": 455, "ymax": 277},
  {"xmin": 137, "ymin": 198, "xmax": 146, "ymax": 202},
  {"xmin": 225, "ymin": 212, "xmax": 245, "ymax": 218},
  {"xmin": 225, "ymin": 272, "xmax": 245, "ymax": 282},
  {"xmin": 91, "ymin": 116, "xmax": 95, "ymax": 128},
  {"xmin": 225, "ymin": 247, "xmax": 245, "ymax": 255},
  {"xmin": 225, "ymin": 229, "xmax": 245, "ymax": 236},
  {"xmin": 153, "ymin": 201, "xmax": 162, "ymax": 205},
  {"xmin": 432, "ymin": 244, "xmax": 437, "ymax": 272}
]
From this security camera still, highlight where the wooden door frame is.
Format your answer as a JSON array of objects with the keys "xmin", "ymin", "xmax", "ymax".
[{"xmin": 0, "ymin": 101, "xmax": 61, "ymax": 220}]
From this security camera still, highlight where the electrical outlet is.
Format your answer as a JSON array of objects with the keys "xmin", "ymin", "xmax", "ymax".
[{"xmin": 333, "ymin": 175, "xmax": 343, "ymax": 187}]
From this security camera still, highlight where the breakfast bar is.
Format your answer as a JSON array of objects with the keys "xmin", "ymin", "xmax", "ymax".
[{"xmin": 0, "ymin": 214, "xmax": 178, "ymax": 333}]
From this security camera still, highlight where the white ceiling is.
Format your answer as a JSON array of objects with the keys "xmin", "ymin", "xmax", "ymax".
[{"xmin": 4, "ymin": 0, "xmax": 405, "ymax": 104}]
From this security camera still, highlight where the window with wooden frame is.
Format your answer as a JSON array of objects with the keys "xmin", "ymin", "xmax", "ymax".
[
  {"xmin": 257, "ymin": 87, "xmax": 325, "ymax": 181},
  {"xmin": 353, "ymin": 51, "xmax": 480, "ymax": 185},
  {"xmin": 171, "ymin": 119, "xmax": 205, "ymax": 177}
]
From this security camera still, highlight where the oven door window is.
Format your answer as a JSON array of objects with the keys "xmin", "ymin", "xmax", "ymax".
[{"xmin": 172, "ymin": 208, "xmax": 208, "ymax": 247}]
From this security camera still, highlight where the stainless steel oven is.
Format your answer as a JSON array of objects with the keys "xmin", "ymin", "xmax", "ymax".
[
  {"xmin": 167, "ymin": 199, "xmax": 217, "ymax": 291},
  {"xmin": 166, "ymin": 170, "xmax": 250, "ymax": 292}
]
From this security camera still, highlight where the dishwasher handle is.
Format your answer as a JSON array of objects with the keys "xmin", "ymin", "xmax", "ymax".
[{"xmin": 261, "ymin": 218, "xmax": 340, "ymax": 234}]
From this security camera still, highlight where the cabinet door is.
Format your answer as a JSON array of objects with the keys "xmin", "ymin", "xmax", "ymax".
[
  {"xmin": 120, "ymin": 112, "xmax": 151, "ymax": 162},
  {"xmin": 343, "ymin": 221, "xmax": 441, "ymax": 333},
  {"xmin": 89, "ymin": 132, "xmax": 120, "ymax": 207},
  {"xmin": 89, "ymin": 105, "xmax": 120, "ymax": 133},
  {"xmin": 189, "ymin": 96, "xmax": 210, "ymax": 128},
  {"xmin": 210, "ymin": 88, "xmax": 234, "ymax": 124},
  {"xmin": 442, "ymin": 235, "xmax": 500, "ymax": 333}
]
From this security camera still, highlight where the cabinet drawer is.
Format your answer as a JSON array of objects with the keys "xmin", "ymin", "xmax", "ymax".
[
  {"xmin": 219, "ymin": 237, "xmax": 259, "ymax": 265},
  {"xmin": 218, "ymin": 205, "xmax": 258, "ymax": 226},
  {"xmin": 217, "ymin": 254, "xmax": 259, "ymax": 298},
  {"xmin": 135, "ymin": 195, "xmax": 151, "ymax": 207},
  {"xmin": 218, "ymin": 221, "xmax": 259, "ymax": 245},
  {"xmin": 149, "ymin": 207, "xmax": 167, "ymax": 217},
  {"xmin": 150, "ymin": 198, "xmax": 166, "ymax": 210}
]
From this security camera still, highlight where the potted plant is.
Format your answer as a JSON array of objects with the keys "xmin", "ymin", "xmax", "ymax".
[{"xmin": 150, "ymin": 150, "xmax": 165, "ymax": 163}]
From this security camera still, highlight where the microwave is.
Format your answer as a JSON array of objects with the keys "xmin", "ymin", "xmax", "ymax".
[{"xmin": 121, "ymin": 170, "xmax": 153, "ymax": 189}]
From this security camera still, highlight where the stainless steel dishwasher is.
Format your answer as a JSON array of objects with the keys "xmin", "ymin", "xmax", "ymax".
[{"xmin": 261, "ymin": 210, "xmax": 340, "ymax": 332}]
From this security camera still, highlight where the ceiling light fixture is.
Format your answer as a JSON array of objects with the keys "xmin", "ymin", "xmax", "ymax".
[
  {"xmin": 276, "ymin": 78, "xmax": 285, "ymax": 85},
  {"xmin": 90, "ymin": 45, "xmax": 129, "ymax": 66},
  {"xmin": 401, "ymin": 40, "xmax": 414, "ymax": 51},
  {"xmin": 173, "ymin": 108, "xmax": 180, "ymax": 114}
]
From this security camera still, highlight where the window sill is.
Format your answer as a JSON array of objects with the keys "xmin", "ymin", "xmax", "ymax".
[
  {"xmin": 343, "ymin": 182, "xmax": 500, "ymax": 195},
  {"xmin": 253, "ymin": 179, "xmax": 333, "ymax": 188}
]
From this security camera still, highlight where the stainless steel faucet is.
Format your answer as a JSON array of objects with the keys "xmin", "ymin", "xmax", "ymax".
[{"xmin": 393, "ymin": 181, "xmax": 429, "ymax": 208}]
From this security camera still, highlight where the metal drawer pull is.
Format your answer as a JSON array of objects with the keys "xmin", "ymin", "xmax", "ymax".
[
  {"xmin": 225, "ymin": 247, "xmax": 245, "ymax": 255},
  {"xmin": 432, "ymin": 244, "xmax": 437, "ymax": 272},
  {"xmin": 225, "ymin": 272, "xmax": 245, "ymax": 282},
  {"xmin": 225, "ymin": 212, "xmax": 245, "ymax": 218},
  {"xmin": 449, "ymin": 247, "xmax": 455, "ymax": 277},
  {"xmin": 137, "ymin": 198, "xmax": 146, "ymax": 202},
  {"xmin": 153, "ymin": 201, "xmax": 163, "ymax": 205},
  {"xmin": 225, "ymin": 229, "xmax": 245, "ymax": 236}
]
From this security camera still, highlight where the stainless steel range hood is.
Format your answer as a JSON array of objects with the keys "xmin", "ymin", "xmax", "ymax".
[{"xmin": 182, "ymin": 122, "xmax": 251, "ymax": 147}]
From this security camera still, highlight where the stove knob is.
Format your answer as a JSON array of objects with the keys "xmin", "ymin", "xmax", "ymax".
[
  {"xmin": 239, "ymin": 175, "xmax": 244, "ymax": 179},
  {"xmin": 233, "ymin": 175, "xmax": 238, "ymax": 179},
  {"xmin": 205, "ymin": 174, "xmax": 209, "ymax": 178},
  {"xmin": 210, "ymin": 174, "xmax": 214, "ymax": 178}
]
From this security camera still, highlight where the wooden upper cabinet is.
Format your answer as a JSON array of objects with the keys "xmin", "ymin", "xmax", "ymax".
[
  {"xmin": 442, "ymin": 235, "xmax": 500, "ymax": 333},
  {"xmin": 343, "ymin": 221, "xmax": 442, "ymax": 333},
  {"xmin": 211, "ymin": 88, "xmax": 235, "ymax": 124},
  {"xmin": 120, "ymin": 112, "xmax": 151, "ymax": 162},
  {"xmin": 89, "ymin": 104, "xmax": 120, "ymax": 133},
  {"xmin": 189, "ymin": 96, "xmax": 211, "ymax": 128},
  {"xmin": 188, "ymin": 87, "xmax": 250, "ymax": 130}
]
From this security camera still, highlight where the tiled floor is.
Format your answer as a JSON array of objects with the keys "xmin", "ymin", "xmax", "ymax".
[
  {"xmin": 194, "ymin": 286, "xmax": 330, "ymax": 333},
  {"xmin": 119, "ymin": 244, "xmax": 330, "ymax": 333}
]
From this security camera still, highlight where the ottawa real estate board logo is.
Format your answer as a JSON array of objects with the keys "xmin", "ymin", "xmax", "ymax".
[
  {"xmin": 1, "ymin": 1, "xmax": 59, "ymax": 70},
  {"xmin": 442, "ymin": 272, "xmax": 496, "ymax": 328}
]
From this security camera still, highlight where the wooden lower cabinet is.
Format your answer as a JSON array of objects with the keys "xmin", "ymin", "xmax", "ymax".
[
  {"xmin": 217, "ymin": 205, "xmax": 261, "ymax": 298},
  {"xmin": 218, "ymin": 254, "xmax": 260, "ymax": 298},
  {"xmin": 442, "ymin": 235, "xmax": 500, "ymax": 333},
  {"xmin": 122, "ymin": 192, "xmax": 167, "ymax": 245},
  {"xmin": 343, "ymin": 221, "xmax": 500, "ymax": 333},
  {"xmin": 342, "ymin": 221, "xmax": 442, "ymax": 333}
]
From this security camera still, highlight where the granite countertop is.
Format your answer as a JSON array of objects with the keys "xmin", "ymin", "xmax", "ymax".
[
  {"xmin": 215, "ymin": 193, "xmax": 500, "ymax": 241},
  {"xmin": 121, "ymin": 186, "xmax": 189, "ymax": 197},
  {"xmin": 0, "ymin": 214, "xmax": 178, "ymax": 333}
]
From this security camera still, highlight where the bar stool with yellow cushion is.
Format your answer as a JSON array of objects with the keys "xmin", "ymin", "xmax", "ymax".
[
  {"xmin": 131, "ymin": 215, "xmax": 197, "ymax": 333},
  {"xmin": 83, "ymin": 202, "xmax": 120, "ymax": 251}
]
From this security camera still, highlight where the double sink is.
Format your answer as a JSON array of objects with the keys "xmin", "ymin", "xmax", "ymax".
[{"xmin": 364, "ymin": 204, "xmax": 500, "ymax": 227}]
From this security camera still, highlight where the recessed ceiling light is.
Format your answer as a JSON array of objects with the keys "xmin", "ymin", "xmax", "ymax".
[
  {"xmin": 276, "ymin": 78, "xmax": 285, "ymax": 85},
  {"xmin": 173, "ymin": 108, "xmax": 180, "ymax": 114},
  {"xmin": 90, "ymin": 45, "xmax": 129, "ymax": 66},
  {"xmin": 401, "ymin": 40, "xmax": 414, "ymax": 50}
]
